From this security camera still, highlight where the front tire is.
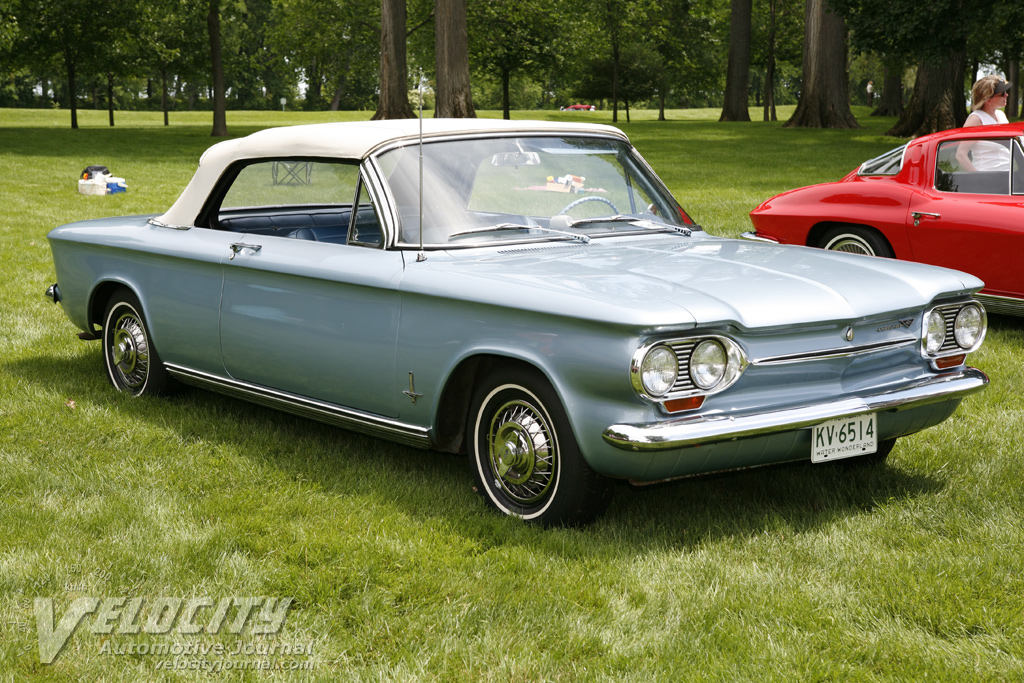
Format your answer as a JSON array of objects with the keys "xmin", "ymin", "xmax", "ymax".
[
  {"xmin": 468, "ymin": 365, "xmax": 612, "ymax": 526},
  {"xmin": 820, "ymin": 225, "xmax": 894, "ymax": 258},
  {"xmin": 102, "ymin": 290, "xmax": 174, "ymax": 396}
]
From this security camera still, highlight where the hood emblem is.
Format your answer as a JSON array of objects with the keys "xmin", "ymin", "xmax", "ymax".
[
  {"xmin": 875, "ymin": 318, "xmax": 915, "ymax": 332},
  {"xmin": 844, "ymin": 326, "xmax": 854, "ymax": 341}
]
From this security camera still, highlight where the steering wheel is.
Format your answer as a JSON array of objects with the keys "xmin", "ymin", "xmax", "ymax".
[{"xmin": 556, "ymin": 195, "xmax": 619, "ymax": 216}]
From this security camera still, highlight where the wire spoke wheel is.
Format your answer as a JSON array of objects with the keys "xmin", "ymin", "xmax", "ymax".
[
  {"xmin": 486, "ymin": 398, "xmax": 557, "ymax": 506},
  {"xmin": 102, "ymin": 291, "xmax": 174, "ymax": 397},
  {"xmin": 469, "ymin": 365, "xmax": 612, "ymax": 526},
  {"xmin": 109, "ymin": 311, "xmax": 151, "ymax": 390}
]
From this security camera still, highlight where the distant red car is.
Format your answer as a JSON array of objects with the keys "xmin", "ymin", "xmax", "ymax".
[
  {"xmin": 746, "ymin": 123, "xmax": 1024, "ymax": 316},
  {"xmin": 562, "ymin": 104, "xmax": 595, "ymax": 111}
]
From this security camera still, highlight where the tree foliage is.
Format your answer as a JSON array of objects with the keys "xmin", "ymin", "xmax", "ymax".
[
  {"xmin": 467, "ymin": 0, "xmax": 558, "ymax": 119},
  {"xmin": 832, "ymin": 0, "xmax": 997, "ymax": 135},
  {"xmin": 8, "ymin": 0, "xmax": 1018, "ymax": 131}
]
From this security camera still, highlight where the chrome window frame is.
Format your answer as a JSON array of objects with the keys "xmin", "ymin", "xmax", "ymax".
[{"xmin": 857, "ymin": 143, "xmax": 909, "ymax": 176}]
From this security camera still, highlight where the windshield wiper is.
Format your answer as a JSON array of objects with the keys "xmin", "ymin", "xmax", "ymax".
[
  {"xmin": 623, "ymin": 218, "xmax": 694, "ymax": 236},
  {"xmin": 448, "ymin": 223, "xmax": 591, "ymax": 244},
  {"xmin": 551, "ymin": 214, "xmax": 694, "ymax": 236}
]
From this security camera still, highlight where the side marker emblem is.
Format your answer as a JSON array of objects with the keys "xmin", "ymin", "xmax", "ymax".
[{"xmin": 403, "ymin": 372, "xmax": 423, "ymax": 404}]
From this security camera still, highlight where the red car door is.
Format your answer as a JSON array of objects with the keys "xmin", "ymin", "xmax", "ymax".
[{"xmin": 905, "ymin": 138, "xmax": 1024, "ymax": 299}]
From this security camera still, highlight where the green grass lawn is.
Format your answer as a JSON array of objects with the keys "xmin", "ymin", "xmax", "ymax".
[{"xmin": 1, "ymin": 107, "xmax": 1022, "ymax": 681}]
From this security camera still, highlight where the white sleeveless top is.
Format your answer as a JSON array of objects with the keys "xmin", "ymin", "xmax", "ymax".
[
  {"xmin": 967, "ymin": 109, "xmax": 1009, "ymax": 126},
  {"xmin": 967, "ymin": 110, "xmax": 1011, "ymax": 171}
]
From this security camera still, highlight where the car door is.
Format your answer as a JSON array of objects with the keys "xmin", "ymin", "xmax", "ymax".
[
  {"xmin": 135, "ymin": 223, "xmax": 242, "ymax": 375},
  {"xmin": 214, "ymin": 159, "xmax": 404, "ymax": 418},
  {"xmin": 907, "ymin": 137, "xmax": 1024, "ymax": 298}
]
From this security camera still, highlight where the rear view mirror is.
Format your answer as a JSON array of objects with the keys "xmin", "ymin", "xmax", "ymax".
[{"xmin": 491, "ymin": 152, "xmax": 541, "ymax": 167}]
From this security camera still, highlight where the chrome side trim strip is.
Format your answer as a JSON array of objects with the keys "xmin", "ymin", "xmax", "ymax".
[
  {"xmin": 975, "ymin": 293, "xmax": 1024, "ymax": 317},
  {"xmin": 165, "ymin": 364, "xmax": 432, "ymax": 449},
  {"xmin": 603, "ymin": 367, "xmax": 988, "ymax": 452},
  {"xmin": 752, "ymin": 338, "xmax": 916, "ymax": 365}
]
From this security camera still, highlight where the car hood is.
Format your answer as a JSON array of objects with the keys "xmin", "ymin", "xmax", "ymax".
[{"xmin": 410, "ymin": 235, "xmax": 982, "ymax": 330}]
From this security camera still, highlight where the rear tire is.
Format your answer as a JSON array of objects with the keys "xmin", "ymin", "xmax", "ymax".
[
  {"xmin": 102, "ymin": 290, "xmax": 174, "ymax": 397},
  {"xmin": 468, "ymin": 365, "xmax": 612, "ymax": 526},
  {"xmin": 820, "ymin": 226, "xmax": 894, "ymax": 258}
]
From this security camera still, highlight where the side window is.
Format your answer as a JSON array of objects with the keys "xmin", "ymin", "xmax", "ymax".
[
  {"xmin": 221, "ymin": 161, "xmax": 358, "ymax": 209},
  {"xmin": 935, "ymin": 140, "xmax": 1010, "ymax": 195},
  {"xmin": 216, "ymin": 160, "xmax": 380, "ymax": 245}
]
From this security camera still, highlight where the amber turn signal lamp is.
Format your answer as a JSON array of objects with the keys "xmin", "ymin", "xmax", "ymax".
[
  {"xmin": 664, "ymin": 396, "xmax": 705, "ymax": 413},
  {"xmin": 935, "ymin": 354, "xmax": 966, "ymax": 369}
]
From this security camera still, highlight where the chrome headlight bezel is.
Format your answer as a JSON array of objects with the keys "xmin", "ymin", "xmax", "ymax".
[
  {"xmin": 690, "ymin": 339, "xmax": 728, "ymax": 390},
  {"xmin": 921, "ymin": 301, "xmax": 987, "ymax": 360},
  {"xmin": 953, "ymin": 303, "xmax": 986, "ymax": 350},
  {"xmin": 639, "ymin": 344, "xmax": 678, "ymax": 398},
  {"xmin": 924, "ymin": 309, "xmax": 946, "ymax": 355},
  {"xmin": 631, "ymin": 335, "xmax": 747, "ymax": 402}
]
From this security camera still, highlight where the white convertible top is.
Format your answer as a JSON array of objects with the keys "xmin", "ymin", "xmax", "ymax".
[{"xmin": 157, "ymin": 118, "xmax": 628, "ymax": 227}]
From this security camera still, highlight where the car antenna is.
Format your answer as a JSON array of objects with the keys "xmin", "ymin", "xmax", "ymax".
[{"xmin": 416, "ymin": 69, "xmax": 427, "ymax": 262}]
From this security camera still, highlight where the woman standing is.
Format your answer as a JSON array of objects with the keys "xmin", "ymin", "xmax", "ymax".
[
  {"xmin": 954, "ymin": 76, "xmax": 1013, "ymax": 172},
  {"xmin": 965, "ymin": 76, "xmax": 1012, "ymax": 127}
]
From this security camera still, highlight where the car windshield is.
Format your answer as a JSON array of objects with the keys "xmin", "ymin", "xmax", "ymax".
[
  {"xmin": 375, "ymin": 134, "xmax": 692, "ymax": 246},
  {"xmin": 858, "ymin": 143, "xmax": 908, "ymax": 176}
]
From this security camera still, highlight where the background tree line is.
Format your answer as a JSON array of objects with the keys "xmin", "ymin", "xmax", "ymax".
[{"xmin": 0, "ymin": 0, "xmax": 1020, "ymax": 136}]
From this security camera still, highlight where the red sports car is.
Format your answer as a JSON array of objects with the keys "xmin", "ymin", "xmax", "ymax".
[{"xmin": 745, "ymin": 123, "xmax": 1024, "ymax": 316}]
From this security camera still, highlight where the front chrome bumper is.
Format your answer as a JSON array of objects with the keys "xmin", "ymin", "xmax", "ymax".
[{"xmin": 603, "ymin": 367, "xmax": 988, "ymax": 452}]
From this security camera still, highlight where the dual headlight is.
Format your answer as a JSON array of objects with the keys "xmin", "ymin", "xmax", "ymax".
[
  {"xmin": 922, "ymin": 302, "xmax": 987, "ymax": 358},
  {"xmin": 633, "ymin": 336, "xmax": 746, "ymax": 399}
]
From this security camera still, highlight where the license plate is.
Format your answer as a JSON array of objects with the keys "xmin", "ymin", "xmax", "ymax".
[{"xmin": 811, "ymin": 414, "xmax": 877, "ymax": 463}]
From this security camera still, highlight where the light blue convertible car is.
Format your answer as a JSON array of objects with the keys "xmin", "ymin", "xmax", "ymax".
[{"xmin": 46, "ymin": 119, "xmax": 989, "ymax": 525}]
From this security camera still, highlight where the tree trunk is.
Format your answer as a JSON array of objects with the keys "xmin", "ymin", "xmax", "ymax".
[
  {"xmin": 107, "ymin": 73, "xmax": 114, "ymax": 127},
  {"xmin": 886, "ymin": 51, "xmax": 966, "ymax": 137},
  {"xmin": 67, "ymin": 64, "xmax": 78, "ymax": 129},
  {"xmin": 307, "ymin": 59, "xmax": 323, "ymax": 108},
  {"xmin": 658, "ymin": 89, "xmax": 666, "ymax": 121},
  {"xmin": 871, "ymin": 57, "xmax": 904, "ymax": 117},
  {"xmin": 1007, "ymin": 58, "xmax": 1019, "ymax": 120},
  {"xmin": 720, "ymin": 0, "xmax": 752, "ymax": 122},
  {"xmin": 763, "ymin": 0, "xmax": 777, "ymax": 121},
  {"xmin": 611, "ymin": 41, "xmax": 620, "ymax": 123},
  {"xmin": 330, "ymin": 86, "xmax": 343, "ymax": 111},
  {"xmin": 501, "ymin": 66, "xmax": 510, "ymax": 120},
  {"xmin": 208, "ymin": 0, "xmax": 228, "ymax": 137},
  {"xmin": 784, "ymin": 0, "xmax": 858, "ymax": 128},
  {"xmin": 434, "ymin": 0, "xmax": 475, "ymax": 118},
  {"xmin": 373, "ymin": 0, "xmax": 414, "ymax": 120},
  {"xmin": 161, "ymin": 69, "xmax": 169, "ymax": 126}
]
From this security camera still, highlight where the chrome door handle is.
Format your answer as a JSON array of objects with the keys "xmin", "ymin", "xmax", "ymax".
[
  {"xmin": 911, "ymin": 211, "xmax": 940, "ymax": 226},
  {"xmin": 229, "ymin": 243, "xmax": 262, "ymax": 260}
]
